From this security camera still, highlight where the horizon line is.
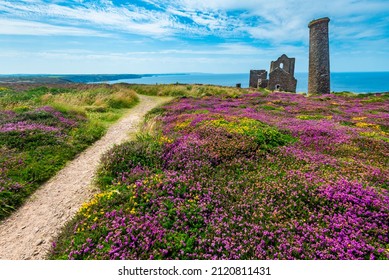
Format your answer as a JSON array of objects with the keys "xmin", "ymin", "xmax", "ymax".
[{"xmin": 1, "ymin": 71, "xmax": 389, "ymax": 76}]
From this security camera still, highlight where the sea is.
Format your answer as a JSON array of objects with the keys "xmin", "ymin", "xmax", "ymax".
[{"xmin": 109, "ymin": 72, "xmax": 389, "ymax": 93}]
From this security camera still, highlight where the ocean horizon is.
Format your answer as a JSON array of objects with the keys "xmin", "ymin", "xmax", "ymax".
[{"xmin": 109, "ymin": 72, "xmax": 389, "ymax": 93}]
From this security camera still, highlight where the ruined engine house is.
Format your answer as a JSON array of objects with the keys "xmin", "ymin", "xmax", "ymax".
[{"xmin": 249, "ymin": 54, "xmax": 297, "ymax": 93}]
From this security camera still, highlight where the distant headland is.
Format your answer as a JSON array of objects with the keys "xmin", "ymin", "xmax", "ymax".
[{"xmin": 0, "ymin": 74, "xmax": 158, "ymax": 84}]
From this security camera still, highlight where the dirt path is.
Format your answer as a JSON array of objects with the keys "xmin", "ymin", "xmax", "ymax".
[{"xmin": 0, "ymin": 94, "xmax": 171, "ymax": 260}]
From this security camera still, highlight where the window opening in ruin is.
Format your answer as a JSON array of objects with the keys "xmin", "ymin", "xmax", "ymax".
[
  {"xmin": 280, "ymin": 63, "xmax": 284, "ymax": 69},
  {"xmin": 258, "ymin": 79, "xmax": 262, "ymax": 88},
  {"xmin": 275, "ymin": 84, "xmax": 281, "ymax": 90}
]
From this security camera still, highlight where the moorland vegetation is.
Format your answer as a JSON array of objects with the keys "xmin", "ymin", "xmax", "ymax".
[
  {"xmin": 45, "ymin": 84, "xmax": 389, "ymax": 260},
  {"xmin": 0, "ymin": 84, "xmax": 138, "ymax": 220}
]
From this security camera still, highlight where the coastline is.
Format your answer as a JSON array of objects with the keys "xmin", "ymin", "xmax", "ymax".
[{"xmin": 1, "ymin": 72, "xmax": 388, "ymax": 93}]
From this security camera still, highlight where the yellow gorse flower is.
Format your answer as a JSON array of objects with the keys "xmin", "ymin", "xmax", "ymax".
[
  {"xmin": 174, "ymin": 119, "xmax": 192, "ymax": 131},
  {"xmin": 79, "ymin": 190, "xmax": 118, "ymax": 216},
  {"xmin": 206, "ymin": 117, "xmax": 262, "ymax": 135},
  {"xmin": 352, "ymin": 116, "xmax": 367, "ymax": 121},
  {"xmin": 158, "ymin": 135, "xmax": 173, "ymax": 144},
  {"xmin": 355, "ymin": 122, "xmax": 380, "ymax": 130}
]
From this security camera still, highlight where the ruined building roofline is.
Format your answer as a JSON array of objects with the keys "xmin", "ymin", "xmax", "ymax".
[
  {"xmin": 249, "ymin": 69, "xmax": 267, "ymax": 73},
  {"xmin": 270, "ymin": 54, "xmax": 295, "ymax": 62},
  {"xmin": 308, "ymin": 17, "xmax": 330, "ymax": 28},
  {"xmin": 278, "ymin": 54, "xmax": 293, "ymax": 59},
  {"xmin": 271, "ymin": 67, "xmax": 289, "ymax": 74},
  {"xmin": 249, "ymin": 54, "xmax": 297, "ymax": 92}
]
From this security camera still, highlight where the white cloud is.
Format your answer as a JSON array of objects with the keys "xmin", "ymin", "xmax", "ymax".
[
  {"xmin": 167, "ymin": 0, "xmax": 389, "ymax": 42},
  {"xmin": 0, "ymin": 1, "xmax": 177, "ymax": 37},
  {"xmin": 0, "ymin": 47, "xmax": 266, "ymax": 74},
  {"xmin": 0, "ymin": 42, "xmax": 303, "ymax": 61},
  {"xmin": 1, "ymin": 0, "xmax": 388, "ymax": 43},
  {"xmin": 1, "ymin": 0, "xmax": 388, "ymax": 73},
  {"xmin": 0, "ymin": 18, "xmax": 107, "ymax": 36}
]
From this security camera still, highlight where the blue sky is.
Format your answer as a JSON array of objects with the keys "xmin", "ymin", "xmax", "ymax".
[{"xmin": 0, "ymin": 0, "xmax": 388, "ymax": 74}]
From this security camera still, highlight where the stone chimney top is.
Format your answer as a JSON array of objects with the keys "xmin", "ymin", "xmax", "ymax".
[{"xmin": 308, "ymin": 17, "xmax": 330, "ymax": 28}]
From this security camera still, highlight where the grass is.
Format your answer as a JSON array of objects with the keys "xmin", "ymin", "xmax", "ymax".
[
  {"xmin": 50, "ymin": 87, "xmax": 388, "ymax": 260},
  {"xmin": 0, "ymin": 84, "xmax": 138, "ymax": 220},
  {"xmin": 128, "ymin": 84, "xmax": 249, "ymax": 98}
]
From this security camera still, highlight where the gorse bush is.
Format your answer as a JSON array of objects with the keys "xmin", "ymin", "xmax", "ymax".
[
  {"xmin": 0, "ymin": 84, "xmax": 139, "ymax": 220},
  {"xmin": 50, "ymin": 90, "xmax": 389, "ymax": 260}
]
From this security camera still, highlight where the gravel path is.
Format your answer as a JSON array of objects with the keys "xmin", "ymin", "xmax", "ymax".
[{"xmin": 0, "ymin": 95, "xmax": 171, "ymax": 260}]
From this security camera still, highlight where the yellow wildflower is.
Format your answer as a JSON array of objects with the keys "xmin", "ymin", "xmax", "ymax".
[
  {"xmin": 352, "ymin": 116, "xmax": 367, "ymax": 121},
  {"xmin": 355, "ymin": 122, "xmax": 380, "ymax": 130},
  {"xmin": 174, "ymin": 120, "xmax": 192, "ymax": 131}
]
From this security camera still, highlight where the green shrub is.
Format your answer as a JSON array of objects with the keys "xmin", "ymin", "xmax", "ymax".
[
  {"xmin": 70, "ymin": 121, "xmax": 105, "ymax": 148},
  {"xmin": 96, "ymin": 134, "xmax": 162, "ymax": 189},
  {"xmin": 0, "ymin": 84, "xmax": 143, "ymax": 220},
  {"xmin": 0, "ymin": 131, "xmax": 60, "ymax": 150},
  {"xmin": 145, "ymin": 107, "xmax": 167, "ymax": 121},
  {"xmin": 106, "ymin": 94, "xmax": 138, "ymax": 109}
]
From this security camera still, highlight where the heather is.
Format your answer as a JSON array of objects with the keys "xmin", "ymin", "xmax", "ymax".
[
  {"xmin": 51, "ymin": 89, "xmax": 389, "ymax": 260},
  {"xmin": 0, "ymin": 85, "xmax": 138, "ymax": 219}
]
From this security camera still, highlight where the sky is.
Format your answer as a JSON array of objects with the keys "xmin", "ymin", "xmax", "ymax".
[{"xmin": 0, "ymin": 0, "xmax": 388, "ymax": 74}]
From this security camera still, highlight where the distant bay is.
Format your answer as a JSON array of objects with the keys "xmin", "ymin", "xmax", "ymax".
[
  {"xmin": 1, "ymin": 72, "xmax": 388, "ymax": 93},
  {"xmin": 110, "ymin": 72, "xmax": 389, "ymax": 93}
]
